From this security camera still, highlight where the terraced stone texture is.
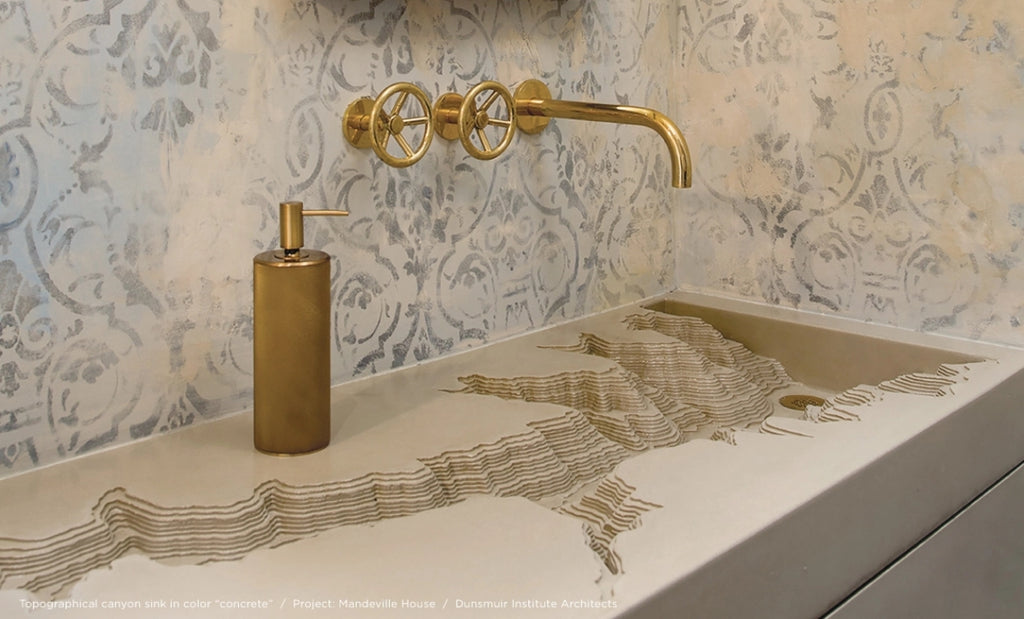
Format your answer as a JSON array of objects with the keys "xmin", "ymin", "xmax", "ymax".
[{"xmin": 0, "ymin": 313, "xmax": 978, "ymax": 599}]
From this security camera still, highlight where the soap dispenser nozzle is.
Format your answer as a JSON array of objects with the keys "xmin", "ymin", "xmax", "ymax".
[
  {"xmin": 253, "ymin": 201, "xmax": 348, "ymax": 455},
  {"xmin": 277, "ymin": 200, "xmax": 349, "ymax": 257}
]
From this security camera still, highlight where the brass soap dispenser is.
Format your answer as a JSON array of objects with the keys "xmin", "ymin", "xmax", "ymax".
[{"xmin": 253, "ymin": 201, "xmax": 348, "ymax": 455}]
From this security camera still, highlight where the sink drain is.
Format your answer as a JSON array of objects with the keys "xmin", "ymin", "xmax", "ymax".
[{"xmin": 779, "ymin": 394, "xmax": 826, "ymax": 411}]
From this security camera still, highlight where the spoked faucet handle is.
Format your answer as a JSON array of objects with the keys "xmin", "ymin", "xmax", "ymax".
[
  {"xmin": 344, "ymin": 82, "xmax": 435, "ymax": 168},
  {"xmin": 434, "ymin": 81, "xmax": 516, "ymax": 161}
]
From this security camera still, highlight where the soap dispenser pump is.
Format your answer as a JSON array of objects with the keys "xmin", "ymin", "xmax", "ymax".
[{"xmin": 253, "ymin": 201, "xmax": 349, "ymax": 455}]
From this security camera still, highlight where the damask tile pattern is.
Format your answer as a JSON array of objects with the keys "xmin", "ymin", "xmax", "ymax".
[
  {"xmin": 7, "ymin": 0, "xmax": 1020, "ymax": 479},
  {"xmin": 675, "ymin": 0, "xmax": 1024, "ymax": 345},
  {"xmin": 0, "ymin": 1, "xmax": 677, "ymax": 476}
]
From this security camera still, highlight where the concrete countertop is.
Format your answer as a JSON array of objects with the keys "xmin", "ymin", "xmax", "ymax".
[{"xmin": 1, "ymin": 291, "xmax": 1022, "ymax": 618}]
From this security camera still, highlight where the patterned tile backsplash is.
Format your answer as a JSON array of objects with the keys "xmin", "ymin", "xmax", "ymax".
[
  {"xmin": 0, "ymin": 0, "xmax": 1021, "ymax": 477},
  {"xmin": 0, "ymin": 0, "xmax": 677, "ymax": 476},
  {"xmin": 674, "ymin": 0, "xmax": 1024, "ymax": 344}
]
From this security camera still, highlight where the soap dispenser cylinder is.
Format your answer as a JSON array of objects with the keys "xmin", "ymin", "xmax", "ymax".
[{"xmin": 252, "ymin": 202, "xmax": 337, "ymax": 455}]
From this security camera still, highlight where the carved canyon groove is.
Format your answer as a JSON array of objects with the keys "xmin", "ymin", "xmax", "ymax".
[{"xmin": 0, "ymin": 312, "xmax": 979, "ymax": 598}]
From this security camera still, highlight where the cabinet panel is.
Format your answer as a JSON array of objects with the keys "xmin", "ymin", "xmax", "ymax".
[{"xmin": 827, "ymin": 461, "xmax": 1024, "ymax": 619}]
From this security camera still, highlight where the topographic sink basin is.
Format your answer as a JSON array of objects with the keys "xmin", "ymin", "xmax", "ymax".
[{"xmin": 644, "ymin": 297, "xmax": 982, "ymax": 392}]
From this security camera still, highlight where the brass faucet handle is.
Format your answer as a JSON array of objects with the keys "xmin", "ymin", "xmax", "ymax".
[
  {"xmin": 343, "ymin": 82, "xmax": 435, "ymax": 168},
  {"xmin": 434, "ymin": 81, "xmax": 516, "ymax": 161}
]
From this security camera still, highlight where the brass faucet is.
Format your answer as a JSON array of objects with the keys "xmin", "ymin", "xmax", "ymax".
[
  {"xmin": 344, "ymin": 78, "xmax": 692, "ymax": 188},
  {"xmin": 513, "ymin": 79, "xmax": 692, "ymax": 189}
]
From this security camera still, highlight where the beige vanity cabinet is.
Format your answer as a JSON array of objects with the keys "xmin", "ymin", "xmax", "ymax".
[{"xmin": 826, "ymin": 461, "xmax": 1024, "ymax": 618}]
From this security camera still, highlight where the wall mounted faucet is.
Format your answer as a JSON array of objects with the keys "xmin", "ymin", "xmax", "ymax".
[
  {"xmin": 513, "ymin": 79, "xmax": 692, "ymax": 189},
  {"xmin": 344, "ymin": 79, "xmax": 692, "ymax": 189}
]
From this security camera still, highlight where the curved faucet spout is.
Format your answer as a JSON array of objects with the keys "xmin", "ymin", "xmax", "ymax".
[{"xmin": 513, "ymin": 80, "xmax": 692, "ymax": 189}]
